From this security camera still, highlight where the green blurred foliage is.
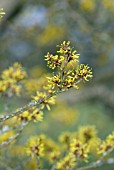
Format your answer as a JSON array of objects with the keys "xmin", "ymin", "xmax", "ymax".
[{"xmin": 0, "ymin": 0, "xmax": 114, "ymax": 169}]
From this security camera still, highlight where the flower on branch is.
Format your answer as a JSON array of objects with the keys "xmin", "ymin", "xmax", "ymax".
[
  {"xmin": 76, "ymin": 64, "xmax": 93, "ymax": 81},
  {"xmin": 32, "ymin": 91, "xmax": 56, "ymax": 110},
  {"xmin": 56, "ymin": 153, "xmax": 76, "ymax": 170},
  {"xmin": 26, "ymin": 136, "xmax": 44, "ymax": 158},
  {"xmin": 70, "ymin": 139, "xmax": 90, "ymax": 161}
]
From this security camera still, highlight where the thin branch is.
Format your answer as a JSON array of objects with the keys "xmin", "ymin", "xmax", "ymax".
[
  {"xmin": 0, "ymin": 77, "xmax": 82, "ymax": 123},
  {"xmin": 0, "ymin": 89, "xmax": 65, "ymax": 122},
  {"xmin": 75, "ymin": 148, "xmax": 114, "ymax": 170},
  {"xmin": 75, "ymin": 160, "xmax": 103, "ymax": 170},
  {"xmin": 75, "ymin": 157, "xmax": 114, "ymax": 170},
  {"xmin": 0, "ymin": 122, "xmax": 28, "ymax": 148}
]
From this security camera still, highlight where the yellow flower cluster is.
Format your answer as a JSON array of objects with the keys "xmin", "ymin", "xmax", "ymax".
[
  {"xmin": 26, "ymin": 136, "xmax": 44, "ymax": 158},
  {"xmin": 47, "ymin": 73, "xmax": 61, "ymax": 90},
  {"xmin": 59, "ymin": 132, "xmax": 72, "ymax": 147},
  {"xmin": 45, "ymin": 41, "xmax": 92, "ymax": 91},
  {"xmin": 7, "ymin": 126, "xmax": 113, "ymax": 169},
  {"xmin": 58, "ymin": 125, "xmax": 99, "ymax": 163},
  {"xmin": 77, "ymin": 125, "xmax": 97, "ymax": 143},
  {"xmin": 56, "ymin": 153, "xmax": 76, "ymax": 170},
  {"xmin": 0, "ymin": 130, "xmax": 14, "ymax": 144},
  {"xmin": 57, "ymin": 41, "xmax": 80, "ymax": 63},
  {"xmin": 39, "ymin": 135, "xmax": 60, "ymax": 162},
  {"xmin": 26, "ymin": 134, "xmax": 60, "ymax": 164},
  {"xmin": 45, "ymin": 53, "xmax": 64, "ymax": 70},
  {"xmin": 101, "ymin": 0, "xmax": 114, "ymax": 11},
  {"xmin": 49, "ymin": 150, "xmax": 60, "ymax": 163},
  {"xmin": 80, "ymin": 0, "xmax": 96, "ymax": 12},
  {"xmin": 45, "ymin": 41, "xmax": 79, "ymax": 71},
  {"xmin": 70, "ymin": 139, "xmax": 89, "ymax": 161},
  {"xmin": 76, "ymin": 64, "xmax": 93, "ymax": 81},
  {"xmin": 97, "ymin": 131, "xmax": 114, "ymax": 155},
  {"xmin": 0, "ymin": 63, "xmax": 27, "ymax": 97},
  {"xmin": 17, "ymin": 107, "xmax": 43, "ymax": 123}
]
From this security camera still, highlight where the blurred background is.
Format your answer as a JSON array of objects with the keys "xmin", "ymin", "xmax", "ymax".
[{"xmin": 0, "ymin": 0, "xmax": 114, "ymax": 169}]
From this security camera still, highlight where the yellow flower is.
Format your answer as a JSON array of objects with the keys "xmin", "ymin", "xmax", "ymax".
[
  {"xmin": 59, "ymin": 132, "xmax": 72, "ymax": 146},
  {"xmin": 56, "ymin": 153, "xmax": 76, "ymax": 170},
  {"xmin": 57, "ymin": 41, "xmax": 80, "ymax": 63},
  {"xmin": 76, "ymin": 64, "xmax": 93, "ymax": 81},
  {"xmin": 39, "ymin": 135, "xmax": 60, "ymax": 158},
  {"xmin": 47, "ymin": 73, "xmax": 61, "ymax": 89},
  {"xmin": 0, "ymin": 81, "xmax": 6, "ymax": 93},
  {"xmin": 26, "ymin": 136, "xmax": 44, "ymax": 158},
  {"xmin": 78, "ymin": 125, "xmax": 97, "ymax": 143},
  {"xmin": 70, "ymin": 139, "xmax": 89, "ymax": 161},
  {"xmin": 17, "ymin": 107, "xmax": 43, "ymax": 123},
  {"xmin": 31, "ymin": 108, "xmax": 44, "ymax": 122},
  {"xmin": 45, "ymin": 53, "xmax": 63, "ymax": 69},
  {"xmin": 48, "ymin": 150, "xmax": 60, "ymax": 163},
  {"xmin": 0, "ymin": 63, "xmax": 27, "ymax": 96},
  {"xmin": 1, "ymin": 63, "xmax": 27, "ymax": 81},
  {"xmin": 97, "ymin": 131, "xmax": 114, "ymax": 155},
  {"xmin": 0, "ymin": 130, "xmax": 15, "ymax": 144},
  {"xmin": 57, "ymin": 41, "xmax": 71, "ymax": 54},
  {"xmin": 80, "ymin": 0, "xmax": 96, "ymax": 12},
  {"xmin": 32, "ymin": 91, "xmax": 55, "ymax": 110},
  {"xmin": 107, "ymin": 131, "xmax": 114, "ymax": 146},
  {"xmin": 45, "ymin": 41, "xmax": 92, "ymax": 90}
]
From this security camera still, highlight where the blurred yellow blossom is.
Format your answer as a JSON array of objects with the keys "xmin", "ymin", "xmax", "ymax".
[
  {"xmin": 70, "ymin": 138, "xmax": 90, "ymax": 161},
  {"xmin": 0, "ymin": 130, "xmax": 15, "ymax": 144},
  {"xmin": 77, "ymin": 125, "xmax": 97, "ymax": 143},
  {"xmin": 26, "ymin": 136, "xmax": 44, "ymax": 158},
  {"xmin": 17, "ymin": 107, "xmax": 43, "ymax": 123},
  {"xmin": 56, "ymin": 153, "xmax": 76, "ymax": 170},
  {"xmin": 0, "ymin": 63, "xmax": 27, "ymax": 96},
  {"xmin": 80, "ymin": 0, "xmax": 96, "ymax": 12},
  {"xmin": 101, "ymin": 0, "xmax": 114, "ymax": 10}
]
